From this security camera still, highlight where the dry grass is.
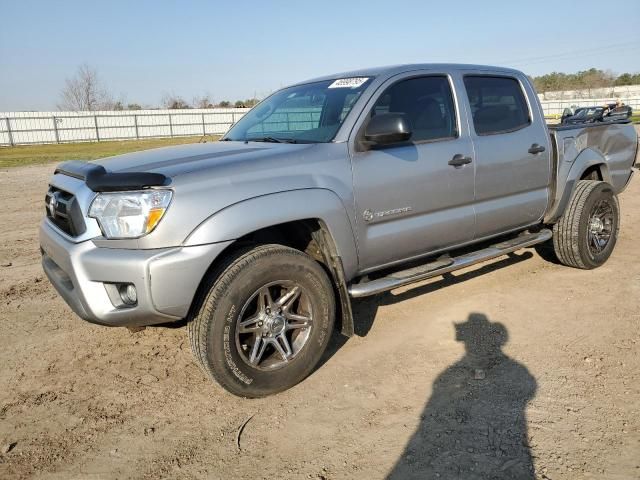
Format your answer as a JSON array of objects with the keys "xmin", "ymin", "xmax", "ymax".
[{"xmin": 0, "ymin": 135, "xmax": 220, "ymax": 168}]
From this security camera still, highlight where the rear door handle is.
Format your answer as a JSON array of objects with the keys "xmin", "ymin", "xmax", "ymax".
[
  {"xmin": 528, "ymin": 143, "xmax": 546, "ymax": 154},
  {"xmin": 448, "ymin": 154, "xmax": 472, "ymax": 168}
]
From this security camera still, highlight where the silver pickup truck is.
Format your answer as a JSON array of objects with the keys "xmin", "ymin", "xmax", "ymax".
[{"xmin": 40, "ymin": 64, "xmax": 638, "ymax": 397}]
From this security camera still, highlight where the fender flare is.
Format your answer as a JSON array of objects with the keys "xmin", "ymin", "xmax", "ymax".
[
  {"xmin": 184, "ymin": 188, "xmax": 359, "ymax": 279},
  {"xmin": 184, "ymin": 188, "xmax": 359, "ymax": 337},
  {"xmin": 544, "ymin": 148, "xmax": 612, "ymax": 223}
]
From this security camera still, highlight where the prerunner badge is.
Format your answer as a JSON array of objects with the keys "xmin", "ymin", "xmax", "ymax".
[{"xmin": 328, "ymin": 77, "xmax": 369, "ymax": 89}]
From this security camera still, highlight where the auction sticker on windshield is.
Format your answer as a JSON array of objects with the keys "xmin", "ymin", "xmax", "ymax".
[{"xmin": 328, "ymin": 77, "xmax": 369, "ymax": 89}]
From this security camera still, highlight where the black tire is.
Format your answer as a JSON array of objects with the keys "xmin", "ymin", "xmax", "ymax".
[
  {"xmin": 533, "ymin": 241, "xmax": 561, "ymax": 265},
  {"xmin": 551, "ymin": 180, "xmax": 619, "ymax": 269},
  {"xmin": 188, "ymin": 244, "xmax": 335, "ymax": 397}
]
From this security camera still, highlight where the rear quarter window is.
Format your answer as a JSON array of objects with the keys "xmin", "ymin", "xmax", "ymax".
[{"xmin": 463, "ymin": 76, "xmax": 531, "ymax": 135}]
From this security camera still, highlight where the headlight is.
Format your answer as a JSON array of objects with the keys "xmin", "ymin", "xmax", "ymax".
[{"xmin": 89, "ymin": 190, "xmax": 173, "ymax": 239}]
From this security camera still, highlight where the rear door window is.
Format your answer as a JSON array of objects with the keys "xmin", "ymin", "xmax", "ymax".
[{"xmin": 463, "ymin": 76, "xmax": 530, "ymax": 135}]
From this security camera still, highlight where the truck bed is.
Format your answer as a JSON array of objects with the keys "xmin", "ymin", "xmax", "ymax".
[
  {"xmin": 550, "ymin": 120, "xmax": 638, "ymax": 194},
  {"xmin": 547, "ymin": 118, "xmax": 634, "ymax": 131}
]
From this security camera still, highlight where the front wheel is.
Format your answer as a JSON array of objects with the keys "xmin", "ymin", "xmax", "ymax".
[
  {"xmin": 188, "ymin": 244, "xmax": 335, "ymax": 397},
  {"xmin": 550, "ymin": 180, "xmax": 620, "ymax": 269}
]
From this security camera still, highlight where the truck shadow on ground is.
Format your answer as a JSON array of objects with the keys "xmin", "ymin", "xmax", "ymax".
[
  {"xmin": 386, "ymin": 313, "xmax": 537, "ymax": 479},
  {"xmin": 319, "ymin": 251, "xmax": 535, "ymax": 370},
  {"xmin": 326, "ymin": 250, "xmax": 534, "ymax": 350}
]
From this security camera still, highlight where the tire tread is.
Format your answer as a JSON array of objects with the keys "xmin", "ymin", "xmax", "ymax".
[
  {"xmin": 552, "ymin": 180, "xmax": 615, "ymax": 269},
  {"xmin": 188, "ymin": 244, "xmax": 330, "ymax": 397}
]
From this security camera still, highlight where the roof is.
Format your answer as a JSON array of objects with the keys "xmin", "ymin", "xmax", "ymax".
[{"xmin": 293, "ymin": 63, "xmax": 523, "ymax": 86}]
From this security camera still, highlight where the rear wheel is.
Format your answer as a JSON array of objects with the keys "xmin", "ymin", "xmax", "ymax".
[
  {"xmin": 550, "ymin": 180, "xmax": 619, "ymax": 269},
  {"xmin": 189, "ymin": 244, "xmax": 335, "ymax": 397}
]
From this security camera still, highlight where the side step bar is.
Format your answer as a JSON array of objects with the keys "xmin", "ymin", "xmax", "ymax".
[{"xmin": 348, "ymin": 229, "xmax": 552, "ymax": 298}]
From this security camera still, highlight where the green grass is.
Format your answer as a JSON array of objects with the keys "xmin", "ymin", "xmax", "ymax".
[{"xmin": 0, "ymin": 135, "xmax": 220, "ymax": 168}]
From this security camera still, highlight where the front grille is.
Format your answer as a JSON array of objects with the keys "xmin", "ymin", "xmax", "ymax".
[{"xmin": 45, "ymin": 186, "xmax": 86, "ymax": 237}]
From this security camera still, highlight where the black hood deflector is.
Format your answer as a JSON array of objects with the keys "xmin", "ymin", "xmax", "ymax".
[{"xmin": 54, "ymin": 161, "xmax": 168, "ymax": 192}]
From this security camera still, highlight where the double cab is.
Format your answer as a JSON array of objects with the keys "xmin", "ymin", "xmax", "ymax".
[{"xmin": 40, "ymin": 64, "xmax": 638, "ymax": 397}]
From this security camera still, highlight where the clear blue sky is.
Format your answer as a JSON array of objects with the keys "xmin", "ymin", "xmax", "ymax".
[{"xmin": 2, "ymin": 0, "xmax": 639, "ymax": 111}]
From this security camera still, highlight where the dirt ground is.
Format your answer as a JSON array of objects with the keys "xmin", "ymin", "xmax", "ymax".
[{"xmin": 1, "ymin": 159, "xmax": 639, "ymax": 480}]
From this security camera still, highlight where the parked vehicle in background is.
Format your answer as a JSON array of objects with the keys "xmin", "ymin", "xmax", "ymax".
[
  {"xmin": 39, "ymin": 64, "xmax": 639, "ymax": 397},
  {"xmin": 561, "ymin": 106, "xmax": 606, "ymax": 124},
  {"xmin": 605, "ymin": 101, "xmax": 633, "ymax": 122},
  {"xmin": 561, "ymin": 101, "xmax": 633, "ymax": 125}
]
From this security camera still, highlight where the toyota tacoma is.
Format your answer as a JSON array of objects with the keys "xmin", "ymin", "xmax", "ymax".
[{"xmin": 40, "ymin": 64, "xmax": 638, "ymax": 397}]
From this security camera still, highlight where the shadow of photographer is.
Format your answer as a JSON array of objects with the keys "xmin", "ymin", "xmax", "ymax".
[{"xmin": 388, "ymin": 313, "xmax": 537, "ymax": 479}]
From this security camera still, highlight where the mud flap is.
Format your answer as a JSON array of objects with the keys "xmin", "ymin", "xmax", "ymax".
[{"xmin": 311, "ymin": 225, "xmax": 354, "ymax": 337}]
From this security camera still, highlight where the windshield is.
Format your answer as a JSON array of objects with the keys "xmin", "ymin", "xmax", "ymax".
[{"xmin": 223, "ymin": 78, "xmax": 372, "ymax": 143}]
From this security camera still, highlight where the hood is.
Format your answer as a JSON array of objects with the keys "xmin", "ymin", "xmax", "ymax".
[
  {"xmin": 94, "ymin": 141, "xmax": 315, "ymax": 178},
  {"xmin": 73, "ymin": 140, "xmax": 353, "ymax": 249}
]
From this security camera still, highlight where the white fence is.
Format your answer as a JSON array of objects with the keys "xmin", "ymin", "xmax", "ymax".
[
  {"xmin": 539, "ymin": 97, "xmax": 640, "ymax": 117},
  {"xmin": 1, "ymin": 97, "xmax": 638, "ymax": 146},
  {"xmin": 0, "ymin": 108, "xmax": 250, "ymax": 146},
  {"xmin": 537, "ymin": 84, "xmax": 640, "ymax": 101}
]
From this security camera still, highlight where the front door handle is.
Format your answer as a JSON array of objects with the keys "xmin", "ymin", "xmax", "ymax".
[
  {"xmin": 448, "ymin": 154, "xmax": 472, "ymax": 168},
  {"xmin": 528, "ymin": 143, "xmax": 546, "ymax": 154}
]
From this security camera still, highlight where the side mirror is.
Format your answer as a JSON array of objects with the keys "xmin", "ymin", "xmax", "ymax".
[{"xmin": 364, "ymin": 113, "xmax": 412, "ymax": 145}]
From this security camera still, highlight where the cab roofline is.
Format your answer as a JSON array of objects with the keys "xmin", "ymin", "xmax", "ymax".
[{"xmin": 290, "ymin": 63, "xmax": 523, "ymax": 87}]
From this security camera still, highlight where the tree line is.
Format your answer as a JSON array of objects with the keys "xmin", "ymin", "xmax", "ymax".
[
  {"xmin": 58, "ymin": 64, "xmax": 640, "ymax": 112},
  {"xmin": 531, "ymin": 68, "xmax": 640, "ymax": 94}
]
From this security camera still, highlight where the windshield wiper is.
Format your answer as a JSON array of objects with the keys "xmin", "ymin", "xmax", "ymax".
[{"xmin": 245, "ymin": 136, "xmax": 297, "ymax": 144}]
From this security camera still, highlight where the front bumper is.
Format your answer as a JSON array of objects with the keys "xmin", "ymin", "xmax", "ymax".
[{"xmin": 39, "ymin": 219, "xmax": 232, "ymax": 327}]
